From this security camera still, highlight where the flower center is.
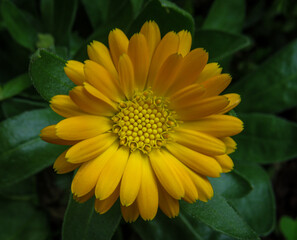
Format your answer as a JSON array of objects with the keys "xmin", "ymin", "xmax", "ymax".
[{"xmin": 112, "ymin": 90, "xmax": 177, "ymax": 154}]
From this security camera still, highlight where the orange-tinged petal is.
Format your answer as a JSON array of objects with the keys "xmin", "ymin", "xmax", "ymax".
[
  {"xmin": 149, "ymin": 150, "xmax": 184, "ymax": 199},
  {"xmin": 71, "ymin": 142, "xmax": 118, "ymax": 196},
  {"xmin": 108, "ymin": 28, "xmax": 129, "ymax": 68},
  {"xmin": 56, "ymin": 115, "xmax": 112, "ymax": 140},
  {"xmin": 170, "ymin": 83, "xmax": 205, "ymax": 108},
  {"xmin": 186, "ymin": 169, "xmax": 214, "ymax": 201},
  {"xmin": 181, "ymin": 115, "xmax": 243, "ymax": 138},
  {"xmin": 120, "ymin": 150, "xmax": 143, "ymax": 207},
  {"xmin": 166, "ymin": 142, "xmax": 222, "ymax": 178},
  {"xmin": 64, "ymin": 60, "xmax": 85, "ymax": 85},
  {"xmin": 158, "ymin": 183, "xmax": 179, "ymax": 218},
  {"xmin": 215, "ymin": 154, "xmax": 234, "ymax": 173},
  {"xmin": 196, "ymin": 63, "xmax": 222, "ymax": 84},
  {"xmin": 95, "ymin": 185, "xmax": 120, "ymax": 214},
  {"xmin": 66, "ymin": 133, "xmax": 117, "ymax": 163},
  {"xmin": 50, "ymin": 95, "xmax": 87, "ymax": 118},
  {"xmin": 73, "ymin": 189, "xmax": 94, "ymax": 203},
  {"xmin": 147, "ymin": 32, "xmax": 179, "ymax": 87},
  {"xmin": 176, "ymin": 95, "xmax": 229, "ymax": 120},
  {"xmin": 40, "ymin": 125, "xmax": 78, "ymax": 145},
  {"xmin": 221, "ymin": 137, "xmax": 237, "ymax": 154},
  {"xmin": 95, "ymin": 147, "xmax": 129, "ymax": 200},
  {"xmin": 69, "ymin": 86, "xmax": 115, "ymax": 116},
  {"xmin": 177, "ymin": 30, "xmax": 192, "ymax": 56},
  {"xmin": 87, "ymin": 41, "xmax": 118, "ymax": 81},
  {"xmin": 118, "ymin": 53, "xmax": 135, "ymax": 99},
  {"xmin": 84, "ymin": 60, "xmax": 123, "ymax": 101},
  {"xmin": 173, "ymin": 128, "xmax": 226, "ymax": 156},
  {"xmin": 160, "ymin": 150, "xmax": 198, "ymax": 203},
  {"xmin": 167, "ymin": 48, "xmax": 208, "ymax": 94},
  {"xmin": 217, "ymin": 93, "xmax": 241, "ymax": 114},
  {"xmin": 121, "ymin": 201, "xmax": 139, "ymax": 223},
  {"xmin": 140, "ymin": 21, "xmax": 161, "ymax": 60},
  {"xmin": 128, "ymin": 33, "xmax": 150, "ymax": 91},
  {"xmin": 201, "ymin": 74, "xmax": 232, "ymax": 98},
  {"xmin": 152, "ymin": 53, "xmax": 183, "ymax": 96},
  {"xmin": 53, "ymin": 150, "xmax": 80, "ymax": 174},
  {"xmin": 136, "ymin": 155, "xmax": 158, "ymax": 221}
]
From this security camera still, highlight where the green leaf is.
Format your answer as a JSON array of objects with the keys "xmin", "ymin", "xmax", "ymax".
[
  {"xmin": 132, "ymin": 212, "xmax": 203, "ymax": 240},
  {"xmin": 193, "ymin": 30, "xmax": 250, "ymax": 61},
  {"xmin": 63, "ymin": 196, "xmax": 121, "ymax": 240},
  {"xmin": 181, "ymin": 194, "xmax": 259, "ymax": 240},
  {"xmin": 280, "ymin": 216, "xmax": 297, "ymax": 240},
  {"xmin": 0, "ymin": 177, "xmax": 37, "ymax": 201},
  {"xmin": 1, "ymin": 0, "xmax": 37, "ymax": 51},
  {"xmin": 40, "ymin": 0, "xmax": 54, "ymax": 33},
  {"xmin": 210, "ymin": 171, "xmax": 252, "ymax": 199},
  {"xmin": 0, "ymin": 73, "xmax": 31, "ymax": 101},
  {"xmin": 1, "ymin": 97, "xmax": 47, "ymax": 118},
  {"xmin": 0, "ymin": 108, "xmax": 65, "ymax": 186},
  {"xmin": 29, "ymin": 49, "xmax": 74, "ymax": 102},
  {"xmin": 52, "ymin": 0, "xmax": 78, "ymax": 45},
  {"xmin": 203, "ymin": 0, "xmax": 245, "ymax": 34},
  {"xmin": 230, "ymin": 164, "xmax": 276, "ymax": 236},
  {"xmin": 233, "ymin": 113, "xmax": 297, "ymax": 164},
  {"xmin": 128, "ymin": 0, "xmax": 195, "ymax": 36},
  {"xmin": 0, "ymin": 199, "xmax": 50, "ymax": 240},
  {"xmin": 229, "ymin": 38, "xmax": 297, "ymax": 113}
]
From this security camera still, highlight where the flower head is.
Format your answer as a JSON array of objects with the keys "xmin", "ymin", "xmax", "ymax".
[{"xmin": 41, "ymin": 21, "xmax": 243, "ymax": 222}]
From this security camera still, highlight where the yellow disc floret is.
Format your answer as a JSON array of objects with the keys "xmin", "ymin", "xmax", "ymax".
[{"xmin": 112, "ymin": 90, "xmax": 177, "ymax": 154}]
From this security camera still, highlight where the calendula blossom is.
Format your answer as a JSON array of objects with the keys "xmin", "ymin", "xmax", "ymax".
[{"xmin": 41, "ymin": 21, "xmax": 243, "ymax": 222}]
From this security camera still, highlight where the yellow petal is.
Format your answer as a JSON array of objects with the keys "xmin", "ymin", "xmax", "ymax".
[
  {"xmin": 166, "ymin": 142, "xmax": 222, "ymax": 178},
  {"xmin": 160, "ymin": 150, "xmax": 198, "ymax": 203},
  {"xmin": 56, "ymin": 115, "xmax": 112, "ymax": 140},
  {"xmin": 158, "ymin": 183, "xmax": 179, "ymax": 218},
  {"xmin": 173, "ymin": 128, "xmax": 226, "ymax": 156},
  {"xmin": 53, "ymin": 150, "xmax": 80, "ymax": 174},
  {"xmin": 177, "ymin": 30, "xmax": 192, "ymax": 56},
  {"xmin": 176, "ymin": 95, "xmax": 229, "ymax": 120},
  {"xmin": 73, "ymin": 189, "xmax": 94, "ymax": 203},
  {"xmin": 186, "ymin": 169, "xmax": 214, "ymax": 201},
  {"xmin": 149, "ymin": 150, "xmax": 184, "ymax": 199},
  {"xmin": 196, "ymin": 63, "xmax": 222, "ymax": 84},
  {"xmin": 215, "ymin": 154, "xmax": 234, "ymax": 173},
  {"xmin": 69, "ymin": 86, "xmax": 116, "ymax": 116},
  {"xmin": 95, "ymin": 147, "xmax": 129, "ymax": 200},
  {"xmin": 66, "ymin": 133, "xmax": 117, "ymax": 163},
  {"xmin": 128, "ymin": 33, "xmax": 150, "ymax": 91},
  {"xmin": 50, "ymin": 95, "xmax": 87, "ymax": 118},
  {"xmin": 118, "ymin": 53, "xmax": 135, "ymax": 99},
  {"xmin": 167, "ymin": 48, "xmax": 208, "ymax": 94},
  {"xmin": 95, "ymin": 185, "xmax": 120, "ymax": 214},
  {"xmin": 170, "ymin": 83, "xmax": 205, "ymax": 108},
  {"xmin": 87, "ymin": 41, "xmax": 118, "ymax": 81},
  {"xmin": 64, "ymin": 60, "xmax": 85, "ymax": 85},
  {"xmin": 40, "ymin": 125, "xmax": 78, "ymax": 145},
  {"xmin": 71, "ymin": 142, "xmax": 118, "ymax": 196},
  {"xmin": 201, "ymin": 74, "xmax": 232, "ymax": 98},
  {"xmin": 221, "ymin": 137, "xmax": 237, "ymax": 154},
  {"xmin": 84, "ymin": 60, "xmax": 123, "ymax": 101},
  {"xmin": 217, "ymin": 93, "xmax": 241, "ymax": 114},
  {"xmin": 136, "ymin": 155, "xmax": 158, "ymax": 221},
  {"xmin": 121, "ymin": 201, "xmax": 139, "ymax": 223},
  {"xmin": 147, "ymin": 32, "xmax": 179, "ymax": 87},
  {"xmin": 181, "ymin": 115, "xmax": 244, "ymax": 138},
  {"xmin": 120, "ymin": 150, "xmax": 143, "ymax": 206},
  {"xmin": 140, "ymin": 21, "xmax": 161, "ymax": 60},
  {"xmin": 108, "ymin": 28, "xmax": 129, "ymax": 68},
  {"xmin": 152, "ymin": 53, "xmax": 183, "ymax": 96}
]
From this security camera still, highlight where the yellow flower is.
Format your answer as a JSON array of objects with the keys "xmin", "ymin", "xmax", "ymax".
[{"xmin": 41, "ymin": 21, "xmax": 243, "ymax": 222}]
